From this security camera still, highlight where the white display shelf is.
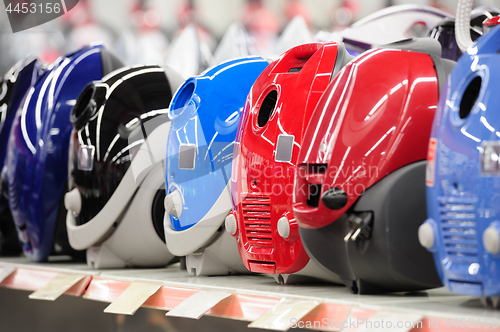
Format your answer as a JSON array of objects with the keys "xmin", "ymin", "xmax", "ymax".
[{"xmin": 0, "ymin": 256, "xmax": 499, "ymax": 331}]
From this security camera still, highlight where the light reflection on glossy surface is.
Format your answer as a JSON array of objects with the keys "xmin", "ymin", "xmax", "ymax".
[
  {"xmin": 166, "ymin": 57, "xmax": 268, "ymax": 231},
  {"xmin": 69, "ymin": 65, "xmax": 173, "ymax": 227},
  {"xmin": 233, "ymin": 43, "xmax": 340, "ymax": 274},
  {"xmin": 294, "ymin": 47, "xmax": 440, "ymax": 229},
  {"xmin": 5, "ymin": 46, "xmax": 112, "ymax": 261},
  {"xmin": 426, "ymin": 25, "xmax": 500, "ymax": 298}
]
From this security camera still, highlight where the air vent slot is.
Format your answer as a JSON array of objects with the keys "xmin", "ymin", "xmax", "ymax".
[
  {"xmin": 439, "ymin": 196, "xmax": 479, "ymax": 262},
  {"xmin": 242, "ymin": 194, "xmax": 273, "ymax": 247}
]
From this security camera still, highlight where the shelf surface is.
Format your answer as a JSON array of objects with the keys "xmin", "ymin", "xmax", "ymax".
[{"xmin": 0, "ymin": 256, "xmax": 499, "ymax": 331}]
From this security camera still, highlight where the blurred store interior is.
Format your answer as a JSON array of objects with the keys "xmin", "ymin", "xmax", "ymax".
[{"xmin": 0, "ymin": 0, "xmax": 499, "ymax": 85}]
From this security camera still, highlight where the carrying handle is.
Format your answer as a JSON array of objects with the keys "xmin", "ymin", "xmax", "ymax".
[{"xmin": 456, "ymin": 0, "xmax": 475, "ymax": 52}]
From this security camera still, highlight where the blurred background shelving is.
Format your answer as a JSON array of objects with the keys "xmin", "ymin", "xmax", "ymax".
[{"xmin": 1, "ymin": 0, "xmax": 500, "ymax": 75}]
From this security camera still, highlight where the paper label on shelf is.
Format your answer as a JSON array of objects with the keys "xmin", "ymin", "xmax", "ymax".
[
  {"xmin": 165, "ymin": 289, "xmax": 232, "ymax": 319},
  {"xmin": 248, "ymin": 297, "xmax": 321, "ymax": 331},
  {"xmin": 0, "ymin": 266, "xmax": 16, "ymax": 283},
  {"xmin": 354, "ymin": 311, "xmax": 424, "ymax": 332},
  {"xmin": 29, "ymin": 273, "xmax": 85, "ymax": 301},
  {"xmin": 104, "ymin": 281, "xmax": 162, "ymax": 315}
]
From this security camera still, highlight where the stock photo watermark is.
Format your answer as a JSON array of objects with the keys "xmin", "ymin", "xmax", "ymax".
[
  {"xmin": 290, "ymin": 317, "xmax": 423, "ymax": 330},
  {"xmin": 290, "ymin": 317, "xmax": 500, "ymax": 330}
]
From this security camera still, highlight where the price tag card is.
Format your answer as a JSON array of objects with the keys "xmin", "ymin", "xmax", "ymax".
[
  {"xmin": 249, "ymin": 297, "xmax": 321, "ymax": 331},
  {"xmin": 0, "ymin": 266, "xmax": 16, "ymax": 284},
  {"xmin": 29, "ymin": 273, "xmax": 85, "ymax": 301},
  {"xmin": 104, "ymin": 281, "xmax": 162, "ymax": 315},
  {"xmin": 166, "ymin": 289, "xmax": 232, "ymax": 319}
]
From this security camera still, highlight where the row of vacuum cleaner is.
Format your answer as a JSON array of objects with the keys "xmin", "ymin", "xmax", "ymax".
[{"xmin": 0, "ymin": 0, "xmax": 499, "ymax": 307}]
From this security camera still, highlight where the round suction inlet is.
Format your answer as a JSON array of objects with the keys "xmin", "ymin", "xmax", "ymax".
[
  {"xmin": 71, "ymin": 85, "xmax": 96, "ymax": 130},
  {"xmin": 459, "ymin": 76, "xmax": 482, "ymax": 119},
  {"xmin": 257, "ymin": 90, "xmax": 277, "ymax": 127},
  {"xmin": 170, "ymin": 82, "xmax": 195, "ymax": 117}
]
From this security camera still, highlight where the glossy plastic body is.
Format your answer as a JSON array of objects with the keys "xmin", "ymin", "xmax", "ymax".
[
  {"xmin": 0, "ymin": 57, "xmax": 44, "ymax": 255},
  {"xmin": 6, "ymin": 45, "xmax": 121, "ymax": 261},
  {"xmin": 167, "ymin": 57, "xmax": 268, "ymax": 232},
  {"xmin": 69, "ymin": 65, "xmax": 175, "ymax": 227},
  {"xmin": 424, "ymin": 25, "xmax": 500, "ymax": 298},
  {"xmin": 66, "ymin": 65, "xmax": 182, "ymax": 268},
  {"xmin": 164, "ymin": 57, "xmax": 268, "ymax": 275},
  {"xmin": 294, "ymin": 40, "xmax": 450, "ymax": 293},
  {"xmin": 294, "ymin": 47, "xmax": 441, "ymax": 229},
  {"xmin": 0, "ymin": 57, "xmax": 43, "ymax": 183},
  {"xmin": 231, "ymin": 43, "xmax": 342, "ymax": 275}
]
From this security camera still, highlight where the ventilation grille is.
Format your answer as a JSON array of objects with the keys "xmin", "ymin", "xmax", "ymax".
[
  {"xmin": 242, "ymin": 194, "xmax": 273, "ymax": 247},
  {"xmin": 439, "ymin": 196, "xmax": 478, "ymax": 262}
]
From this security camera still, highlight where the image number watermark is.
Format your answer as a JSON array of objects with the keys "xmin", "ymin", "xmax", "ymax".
[{"xmin": 3, "ymin": 0, "xmax": 79, "ymax": 33}]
